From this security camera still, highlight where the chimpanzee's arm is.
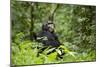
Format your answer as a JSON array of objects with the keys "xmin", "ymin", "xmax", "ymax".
[
  {"xmin": 33, "ymin": 31, "xmax": 44, "ymax": 42},
  {"xmin": 53, "ymin": 32, "xmax": 62, "ymax": 45}
]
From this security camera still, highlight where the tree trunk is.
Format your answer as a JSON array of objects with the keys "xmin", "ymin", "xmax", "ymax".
[
  {"xmin": 48, "ymin": 4, "xmax": 59, "ymax": 22},
  {"xmin": 30, "ymin": 3, "xmax": 34, "ymax": 41}
]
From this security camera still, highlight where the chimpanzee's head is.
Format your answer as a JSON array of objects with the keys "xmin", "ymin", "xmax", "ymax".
[{"xmin": 42, "ymin": 21, "xmax": 55, "ymax": 33}]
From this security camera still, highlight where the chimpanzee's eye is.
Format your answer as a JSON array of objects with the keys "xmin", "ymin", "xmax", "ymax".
[{"xmin": 48, "ymin": 24, "xmax": 54, "ymax": 29}]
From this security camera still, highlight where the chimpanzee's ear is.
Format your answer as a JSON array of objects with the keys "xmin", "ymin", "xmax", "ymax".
[{"xmin": 42, "ymin": 22, "xmax": 49, "ymax": 31}]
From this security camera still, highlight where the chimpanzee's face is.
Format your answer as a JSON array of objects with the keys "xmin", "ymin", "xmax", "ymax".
[{"xmin": 48, "ymin": 24, "xmax": 54, "ymax": 32}]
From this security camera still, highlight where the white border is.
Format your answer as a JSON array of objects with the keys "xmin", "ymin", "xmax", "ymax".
[
  {"xmin": 0, "ymin": 0, "xmax": 10, "ymax": 67},
  {"xmin": 21, "ymin": 0, "xmax": 96, "ymax": 5},
  {"xmin": 0, "ymin": 0, "xmax": 98, "ymax": 67}
]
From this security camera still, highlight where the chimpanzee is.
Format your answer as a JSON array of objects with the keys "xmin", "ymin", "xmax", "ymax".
[
  {"xmin": 33, "ymin": 20, "xmax": 61, "ymax": 47},
  {"xmin": 33, "ymin": 21, "xmax": 65, "ymax": 58}
]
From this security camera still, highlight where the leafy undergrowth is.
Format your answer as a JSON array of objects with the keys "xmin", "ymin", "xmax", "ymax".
[{"xmin": 12, "ymin": 40, "xmax": 96, "ymax": 65}]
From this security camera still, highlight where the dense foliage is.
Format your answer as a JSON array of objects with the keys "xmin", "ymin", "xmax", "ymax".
[{"xmin": 11, "ymin": 1, "xmax": 96, "ymax": 66}]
